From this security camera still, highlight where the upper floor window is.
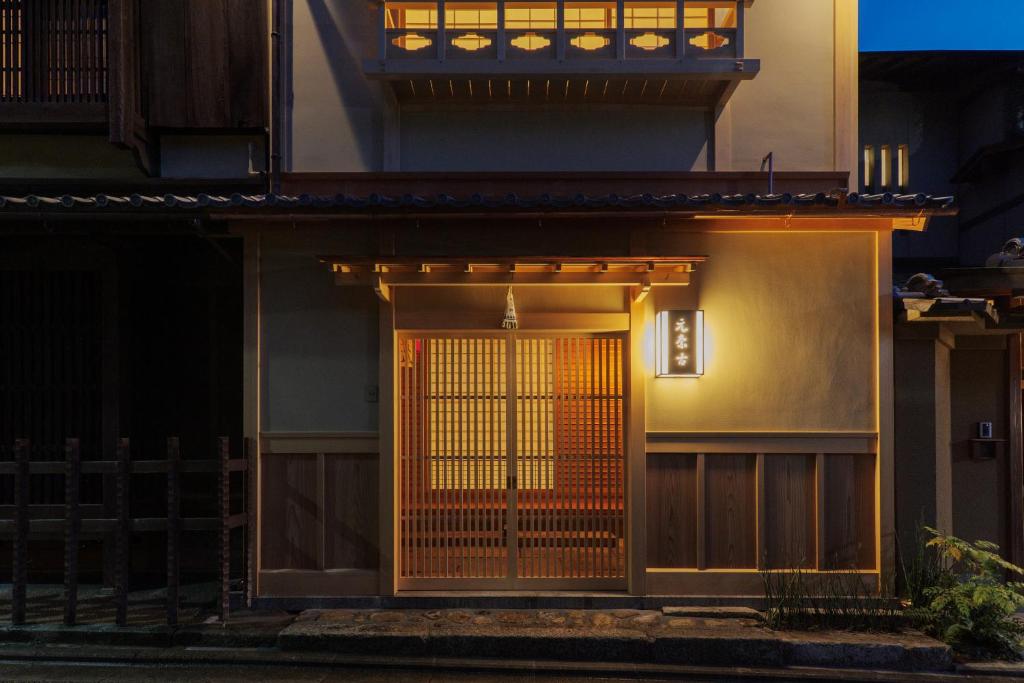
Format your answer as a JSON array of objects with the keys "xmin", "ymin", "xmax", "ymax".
[
  {"xmin": 684, "ymin": 2, "xmax": 737, "ymax": 29},
  {"xmin": 506, "ymin": 3, "xmax": 557, "ymax": 29}
]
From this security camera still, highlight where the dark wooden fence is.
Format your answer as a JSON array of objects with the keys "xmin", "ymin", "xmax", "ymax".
[
  {"xmin": 1, "ymin": 436, "xmax": 248, "ymax": 627},
  {"xmin": 0, "ymin": 0, "xmax": 108, "ymax": 105}
]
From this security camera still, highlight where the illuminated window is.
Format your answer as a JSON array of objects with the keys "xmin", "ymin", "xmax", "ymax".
[
  {"xmin": 564, "ymin": 2, "xmax": 617, "ymax": 29},
  {"xmin": 623, "ymin": 2, "xmax": 675, "ymax": 29},
  {"xmin": 446, "ymin": 3, "xmax": 498, "ymax": 29},
  {"xmin": 897, "ymin": 144, "xmax": 910, "ymax": 191},
  {"xmin": 506, "ymin": 2, "xmax": 557, "ymax": 28},
  {"xmin": 683, "ymin": 2, "xmax": 737, "ymax": 28},
  {"xmin": 880, "ymin": 144, "xmax": 892, "ymax": 190},
  {"xmin": 863, "ymin": 145, "xmax": 876, "ymax": 190},
  {"xmin": 385, "ymin": 2, "xmax": 438, "ymax": 28}
]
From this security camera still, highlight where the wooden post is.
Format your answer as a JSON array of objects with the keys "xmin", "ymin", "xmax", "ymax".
[
  {"xmin": 556, "ymin": 0, "xmax": 565, "ymax": 61},
  {"xmin": 437, "ymin": 0, "xmax": 446, "ymax": 61},
  {"xmin": 115, "ymin": 438, "xmax": 131, "ymax": 626},
  {"xmin": 243, "ymin": 437, "xmax": 254, "ymax": 604},
  {"xmin": 496, "ymin": 0, "xmax": 506, "ymax": 62},
  {"xmin": 615, "ymin": 0, "xmax": 625, "ymax": 60},
  {"xmin": 166, "ymin": 437, "xmax": 181, "ymax": 627},
  {"xmin": 219, "ymin": 437, "xmax": 231, "ymax": 623},
  {"xmin": 64, "ymin": 438, "xmax": 81, "ymax": 627},
  {"xmin": 378, "ymin": 0, "xmax": 388, "ymax": 60},
  {"xmin": 675, "ymin": 0, "xmax": 686, "ymax": 59},
  {"xmin": 734, "ymin": 0, "xmax": 744, "ymax": 56},
  {"xmin": 1009, "ymin": 334, "xmax": 1024, "ymax": 566},
  {"xmin": 12, "ymin": 439, "xmax": 29, "ymax": 626}
]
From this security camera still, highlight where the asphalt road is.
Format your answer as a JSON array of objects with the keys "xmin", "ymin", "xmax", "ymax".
[{"xmin": 0, "ymin": 660, "xmax": 750, "ymax": 683}]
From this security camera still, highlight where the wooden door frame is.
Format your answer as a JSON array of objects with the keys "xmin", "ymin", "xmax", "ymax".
[{"xmin": 384, "ymin": 319, "xmax": 633, "ymax": 593}]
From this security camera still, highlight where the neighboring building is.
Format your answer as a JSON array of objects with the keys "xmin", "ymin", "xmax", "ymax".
[
  {"xmin": 861, "ymin": 51, "xmax": 1024, "ymax": 566},
  {"xmin": 2, "ymin": 1, "xmax": 961, "ymax": 603}
]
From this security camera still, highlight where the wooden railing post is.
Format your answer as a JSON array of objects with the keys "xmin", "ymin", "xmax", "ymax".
[
  {"xmin": 115, "ymin": 437, "xmax": 131, "ymax": 626},
  {"xmin": 616, "ymin": 0, "xmax": 625, "ymax": 60},
  {"xmin": 437, "ymin": 0, "xmax": 446, "ymax": 62},
  {"xmin": 676, "ymin": 0, "xmax": 686, "ymax": 59},
  {"xmin": 496, "ymin": 0, "xmax": 506, "ymax": 62},
  {"xmin": 378, "ymin": 0, "xmax": 388, "ymax": 60},
  {"xmin": 219, "ymin": 437, "xmax": 231, "ymax": 623},
  {"xmin": 166, "ymin": 437, "xmax": 181, "ymax": 627},
  {"xmin": 63, "ymin": 438, "xmax": 81, "ymax": 627},
  {"xmin": 12, "ymin": 439, "xmax": 29, "ymax": 626},
  {"xmin": 556, "ymin": 0, "xmax": 566, "ymax": 61}
]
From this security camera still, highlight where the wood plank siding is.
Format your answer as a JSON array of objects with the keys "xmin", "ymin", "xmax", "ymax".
[{"xmin": 140, "ymin": 0, "xmax": 267, "ymax": 130}]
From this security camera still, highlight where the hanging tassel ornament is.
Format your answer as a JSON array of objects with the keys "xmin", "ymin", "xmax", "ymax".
[{"xmin": 501, "ymin": 285, "xmax": 519, "ymax": 330}]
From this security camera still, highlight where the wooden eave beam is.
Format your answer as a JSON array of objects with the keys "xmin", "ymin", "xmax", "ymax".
[{"xmin": 335, "ymin": 270, "xmax": 690, "ymax": 287}]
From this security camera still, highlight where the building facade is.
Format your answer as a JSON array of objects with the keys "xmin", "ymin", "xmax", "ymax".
[{"xmin": 0, "ymin": 1, "xmax": 961, "ymax": 602}]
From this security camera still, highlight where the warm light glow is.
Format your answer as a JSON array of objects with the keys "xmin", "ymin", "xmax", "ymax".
[
  {"xmin": 688, "ymin": 30, "xmax": 730, "ymax": 51},
  {"xmin": 623, "ymin": 3, "xmax": 675, "ymax": 28},
  {"xmin": 507, "ymin": 3, "xmax": 557, "ymax": 28},
  {"xmin": 656, "ymin": 310, "xmax": 704, "ymax": 377},
  {"xmin": 629, "ymin": 31, "xmax": 670, "ymax": 50},
  {"xmin": 510, "ymin": 31, "xmax": 552, "ymax": 50},
  {"xmin": 683, "ymin": 3, "xmax": 737, "ymax": 29},
  {"xmin": 451, "ymin": 32, "xmax": 494, "ymax": 51},
  {"xmin": 897, "ymin": 144, "xmax": 910, "ymax": 190},
  {"xmin": 565, "ymin": 2, "xmax": 617, "ymax": 28},
  {"xmin": 392, "ymin": 32, "xmax": 433, "ymax": 50},
  {"xmin": 570, "ymin": 31, "xmax": 611, "ymax": 50},
  {"xmin": 863, "ymin": 145, "xmax": 876, "ymax": 189},
  {"xmin": 880, "ymin": 145, "xmax": 892, "ymax": 190}
]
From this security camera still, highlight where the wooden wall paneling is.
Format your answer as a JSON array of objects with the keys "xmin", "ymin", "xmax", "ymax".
[
  {"xmin": 260, "ymin": 454, "xmax": 320, "ymax": 570},
  {"xmin": 324, "ymin": 453, "xmax": 380, "ymax": 570},
  {"xmin": 822, "ymin": 453, "xmax": 877, "ymax": 570},
  {"xmin": 815, "ymin": 452, "xmax": 825, "ymax": 570},
  {"xmin": 1008, "ymin": 333, "xmax": 1023, "ymax": 566},
  {"xmin": 141, "ymin": 0, "xmax": 186, "ymax": 128},
  {"xmin": 763, "ymin": 454, "xmax": 816, "ymax": 569},
  {"xmin": 704, "ymin": 454, "xmax": 757, "ymax": 569},
  {"xmin": 645, "ymin": 454, "xmax": 697, "ymax": 568},
  {"xmin": 755, "ymin": 453, "xmax": 765, "ymax": 570},
  {"xmin": 226, "ymin": 0, "xmax": 268, "ymax": 128},
  {"xmin": 185, "ymin": 0, "xmax": 231, "ymax": 127},
  {"xmin": 379, "ymin": 298, "xmax": 396, "ymax": 594},
  {"xmin": 695, "ymin": 453, "xmax": 706, "ymax": 570}
]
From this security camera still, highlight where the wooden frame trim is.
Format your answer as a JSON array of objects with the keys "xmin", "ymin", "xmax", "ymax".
[
  {"xmin": 1009, "ymin": 333, "xmax": 1024, "ymax": 566},
  {"xmin": 395, "ymin": 312, "xmax": 630, "ymax": 332},
  {"xmin": 243, "ymin": 230, "xmax": 261, "ymax": 603},
  {"xmin": 833, "ymin": 0, "xmax": 858, "ymax": 179},
  {"xmin": 628, "ymin": 295, "xmax": 647, "ymax": 594},
  {"xmin": 646, "ymin": 433, "xmax": 878, "ymax": 454},
  {"xmin": 877, "ymin": 231, "xmax": 896, "ymax": 587},
  {"xmin": 645, "ymin": 569, "xmax": 878, "ymax": 596},
  {"xmin": 260, "ymin": 432, "xmax": 380, "ymax": 454},
  {"xmin": 379, "ymin": 296, "xmax": 397, "ymax": 596},
  {"xmin": 258, "ymin": 569, "xmax": 379, "ymax": 597}
]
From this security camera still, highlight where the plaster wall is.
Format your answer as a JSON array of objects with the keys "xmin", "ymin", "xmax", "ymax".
[
  {"xmin": 260, "ymin": 229, "xmax": 380, "ymax": 432},
  {"xmin": 950, "ymin": 340, "xmax": 1010, "ymax": 549},
  {"xmin": 724, "ymin": 0, "xmax": 837, "ymax": 172},
  {"xmin": 646, "ymin": 231, "xmax": 876, "ymax": 432},
  {"xmin": 0, "ymin": 135, "xmax": 144, "ymax": 179}
]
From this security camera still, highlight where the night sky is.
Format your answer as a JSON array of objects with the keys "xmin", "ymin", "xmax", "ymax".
[{"xmin": 860, "ymin": 0, "xmax": 1024, "ymax": 51}]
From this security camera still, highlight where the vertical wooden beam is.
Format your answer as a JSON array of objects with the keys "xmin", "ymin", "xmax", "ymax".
[
  {"xmin": 934, "ymin": 337, "xmax": 953, "ymax": 535},
  {"xmin": 1009, "ymin": 334, "xmax": 1024, "ymax": 566},
  {"xmin": 755, "ymin": 452, "xmax": 765, "ymax": 570},
  {"xmin": 696, "ymin": 453, "xmax": 706, "ymax": 570},
  {"xmin": 241, "ymin": 229, "xmax": 261, "ymax": 603},
  {"xmin": 496, "ymin": 0, "xmax": 506, "ymax": 62},
  {"xmin": 378, "ymin": 0, "xmax": 388, "ymax": 60},
  {"xmin": 166, "ymin": 436, "xmax": 181, "ymax": 627},
  {"xmin": 627, "ymin": 295, "xmax": 647, "ymax": 594},
  {"xmin": 877, "ymin": 231, "xmax": 895, "ymax": 586},
  {"xmin": 437, "ymin": 0, "xmax": 446, "ymax": 61},
  {"xmin": 379, "ymin": 294, "xmax": 397, "ymax": 595},
  {"xmin": 63, "ymin": 438, "xmax": 81, "ymax": 627},
  {"xmin": 675, "ymin": 0, "xmax": 685, "ymax": 59},
  {"xmin": 615, "ymin": 0, "xmax": 625, "ymax": 60},
  {"xmin": 556, "ymin": 0, "xmax": 565, "ymax": 61},
  {"xmin": 734, "ymin": 0, "xmax": 744, "ymax": 56},
  {"xmin": 815, "ymin": 452, "xmax": 826, "ymax": 570},
  {"xmin": 115, "ymin": 437, "xmax": 131, "ymax": 627},
  {"xmin": 219, "ymin": 436, "xmax": 231, "ymax": 623},
  {"xmin": 12, "ymin": 439, "xmax": 29, "ymax": 626}
]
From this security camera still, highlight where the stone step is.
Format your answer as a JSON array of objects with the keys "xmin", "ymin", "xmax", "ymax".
[{"xmin": 661, "ymin": 605, "xmax": 762, "ymax": 620}]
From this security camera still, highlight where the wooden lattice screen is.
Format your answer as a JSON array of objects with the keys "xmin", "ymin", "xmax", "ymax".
[
  {"xmin": 0, "ymin": 0, "xmax": 108, "ymax": 103},
  {"xmin": 398, "ymin": 334, "xmax": 625, "ymax": 588}
]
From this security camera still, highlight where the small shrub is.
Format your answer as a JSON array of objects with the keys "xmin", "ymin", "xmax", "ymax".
[
  {"xmin": 761, "ymin": 564, "xmax": 902, "ymax": 632},
  {"xmin": 909, "ymin": 528, "xmax": 1024, "ymax": 660}
]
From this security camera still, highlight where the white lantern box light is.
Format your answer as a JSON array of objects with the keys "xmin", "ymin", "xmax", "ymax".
[{"xmin": 656, "ymin": 310, "xmax": 704, "ymax": 378}]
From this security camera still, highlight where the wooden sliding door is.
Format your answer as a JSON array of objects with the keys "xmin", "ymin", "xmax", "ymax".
[{"xmin": 397, "ymin": 333, "xmax": 626, "ymax": 590}]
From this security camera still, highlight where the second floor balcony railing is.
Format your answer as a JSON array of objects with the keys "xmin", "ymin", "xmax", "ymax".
[
  {"xmin": 376, "ymin": 1, "xmax": 746, "ymax": 65},
  {"xmin": 0, "ymin": 0, "xmax": 108, "ymax": 124}
]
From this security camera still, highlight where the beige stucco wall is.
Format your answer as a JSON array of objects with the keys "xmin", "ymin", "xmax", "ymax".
[
  {"xmin": 646, "ymin": 231, "xmax": 877, "ymax": 432},
  {"xmin": 723, "ymin": 0, "xmax": 838, "ymax": 172}
]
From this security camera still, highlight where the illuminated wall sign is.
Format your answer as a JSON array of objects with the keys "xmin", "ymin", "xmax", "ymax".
[{"xmin": 656, "ymin": 310, "xmax": 704, "ymax": 377}]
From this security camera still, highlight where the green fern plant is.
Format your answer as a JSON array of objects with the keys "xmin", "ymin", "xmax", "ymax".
[{"xmin": 911, "ymin": 528, "xmax": 1024, "ymax": 660}]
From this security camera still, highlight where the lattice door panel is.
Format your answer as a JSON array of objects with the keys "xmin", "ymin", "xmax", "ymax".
[
  {"xmin": 397, "ymin": 333, "xmax": 625, "ymax": 588},
  {"xmin": 515, "ymin": 337, "xmax": 625, "ymax": 581}
]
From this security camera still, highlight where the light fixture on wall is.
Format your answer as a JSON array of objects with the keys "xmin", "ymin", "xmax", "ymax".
[{"xmin": 656, "ymin": 310, "xmax": 704, "ymax": 377}]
